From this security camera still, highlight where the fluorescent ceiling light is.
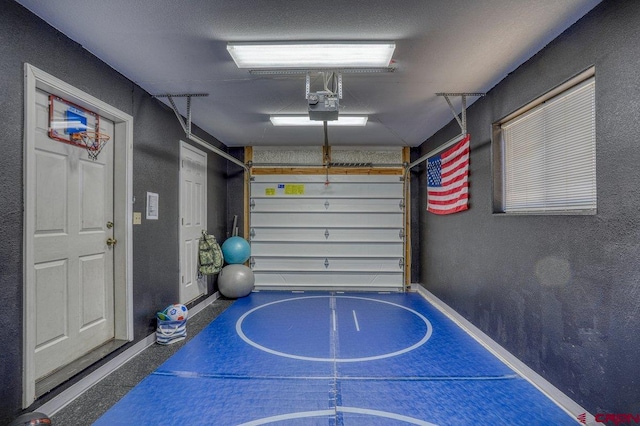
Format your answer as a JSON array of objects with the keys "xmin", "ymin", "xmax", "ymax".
[
  {"xmin": 227, "ymin": 42, "xmax": 395, "ymax": 68},
  {"xmin": 270, "ymin": 116, "xmax": 368, "ymax": 126}
]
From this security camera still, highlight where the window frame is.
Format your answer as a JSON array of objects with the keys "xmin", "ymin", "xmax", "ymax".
[{"xmin": 492, "ymin": 67, "xmax": 596, "ymax": 215}]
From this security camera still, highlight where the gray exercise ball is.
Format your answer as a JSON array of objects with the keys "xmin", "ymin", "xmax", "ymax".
[{"xmin": 218, "ymin": 264, "xmax": 255, "ymax": 298}]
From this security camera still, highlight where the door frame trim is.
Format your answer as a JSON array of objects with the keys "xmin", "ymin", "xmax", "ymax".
[
  {"xmin": 23, "ymin": 64, "xmax": 134, "ymax": 407},
  {"xmin": 178, "ymin": 141, "xmax": 208, "ymax": 303}
]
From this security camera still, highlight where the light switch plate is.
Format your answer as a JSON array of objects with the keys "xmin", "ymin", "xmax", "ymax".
[{"xmin": 133, "ymin": 212, "xmax": 142, "ymax": 225}]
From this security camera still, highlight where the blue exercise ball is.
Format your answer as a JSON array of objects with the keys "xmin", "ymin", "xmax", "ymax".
[
  {"xmin": 221, "ymin": 236, "xmax": 251, "ymax": 264},
  {"xmin": 218, "ymin": 264, "xmax": 254, "ymax": 298}
]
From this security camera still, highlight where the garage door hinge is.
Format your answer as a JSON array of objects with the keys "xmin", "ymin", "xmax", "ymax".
[
  {"xmin": 399, "ymin": 258, "xmax": 404, "ymax": 269},
  {"xmin": 324, "ymin": 200, "xmax": 330, "ymax": 209},
  {"xmin": 324, "ymin": 229, "xmax": 330, "ymax": 239},
  {"xmin": 250, "ymin": 199, "xmax": 255, "ymax": 209},
  {"xmin": 399, "ymin": 200, "xmax": 405, "ymax": 210},
  {"xmin": 250, "ymin": 228, "xmax": 255, "ymax": 239},
  {"xmin": 399, "ymin": 229, "xmax": 404, "ymax": 239},
  {"xmin": 324, "ymin": 258, "xmax": 330, "ymax": 268},
  {"xmin": 250, "ymin": 257, "xmax": 255, "ymax": 268}
]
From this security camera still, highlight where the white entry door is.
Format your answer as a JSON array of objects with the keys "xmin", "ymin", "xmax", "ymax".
[
  {"xmin": 31, "ymin": 89, "xmax": 115, "ymax": 380},
  {"xmin": 179, "ymin": 142, "xmax": 207, "ymax": 303}
]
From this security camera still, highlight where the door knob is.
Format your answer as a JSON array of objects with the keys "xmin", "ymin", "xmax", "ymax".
[{"xmin": 106, "ymin": 238, "xmax": 118, "ymax": 247}]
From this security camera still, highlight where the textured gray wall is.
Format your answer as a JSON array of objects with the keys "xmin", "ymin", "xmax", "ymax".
[
  {"xmin": 0, "ymin": 1, "xmax": 229, "ymax": 422},
  {"xmin": 418, "ymin": 0, "xmax": 640, "ymax": 415}
]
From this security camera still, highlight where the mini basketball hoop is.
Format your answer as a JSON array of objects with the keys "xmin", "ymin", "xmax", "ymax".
[{"xmin": 71, "ymin": 131, "xmax": 110, "ymax": 161}]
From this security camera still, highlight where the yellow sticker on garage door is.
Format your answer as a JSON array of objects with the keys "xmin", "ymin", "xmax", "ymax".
[
  {"xmin": 284, "ymin": 184, "xmax": 305, "ymax": 195},
  {"xmin": 265, "ymin": 188, "xmax": 276, "ymax": 196}
]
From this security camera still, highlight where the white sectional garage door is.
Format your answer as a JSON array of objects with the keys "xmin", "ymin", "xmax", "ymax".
[{"xmin": 250, "ymin": 174, "xmax": 405, "ymax": 291}]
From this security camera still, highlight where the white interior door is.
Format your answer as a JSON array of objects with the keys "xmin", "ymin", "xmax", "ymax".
[
  {"xmin": 179, "ymin": 142, "xmax": 207, "ymax": 303},
  {"xmin": 31, "ymin": 89, "xmax": 115, "ymax": 380},
  {"xmin": 250, "ymin": 174, "xmax": 405, "ymax": 291}
]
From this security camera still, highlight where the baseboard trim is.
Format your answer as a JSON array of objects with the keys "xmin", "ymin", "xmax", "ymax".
[
  {"xmin": 37, "ymin": 291, "xmax": 221, "ymax": 417},
  {"xmin": 412, "ymin": 284, "xmax": 595, "ymax": 425}
]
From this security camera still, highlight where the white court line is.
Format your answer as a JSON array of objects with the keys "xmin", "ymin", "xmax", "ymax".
[
  {"xmin": 236, "ymin": 407, "xmax": 439, "ymax": 426},
  {"xmin": 338, "ymin": 407, "xmax": 438, "ymax": 426},
  {"xmin": 332, "ymin": 308, "xmax": 337, "ymax": 332},
  {"xmin": 235, "ymin": 295, "xmax": 433, "ymax": 362},
  {"xmin": 352, "ymin": 310, "xmax": 360, "ymax": 331},
  {"xmin": 236, "ymin": 409, "xmax": 336, "ymax": 426}
]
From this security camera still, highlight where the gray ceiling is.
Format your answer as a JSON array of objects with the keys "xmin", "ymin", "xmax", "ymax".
[{"xmin": 16, "ymin": 0, "xmax": 601, "ymax": 147}]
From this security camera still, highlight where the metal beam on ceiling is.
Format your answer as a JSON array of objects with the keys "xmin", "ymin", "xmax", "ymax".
[
  {"xmin": 408, "ymin": 92, "xmax": 485, "ymax": 170},
  {"xmin": 153, "ymin": 93, "xmax": 249, "ymax": 171}
]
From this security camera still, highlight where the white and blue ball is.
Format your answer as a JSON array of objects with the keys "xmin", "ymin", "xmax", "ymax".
[{"xmin": 163, "ymin": 304, "xmax": 188, "ymax": 321}]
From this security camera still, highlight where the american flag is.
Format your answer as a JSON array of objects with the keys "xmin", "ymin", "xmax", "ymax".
[{"xmin": 427, "ymin": 134, "xmax": 470, "ymax": 215}]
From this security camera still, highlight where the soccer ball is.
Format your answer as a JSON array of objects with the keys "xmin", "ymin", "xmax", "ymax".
[{"xmin": 164, "ymin": 304, "xmax": 188, "ymax": 321}]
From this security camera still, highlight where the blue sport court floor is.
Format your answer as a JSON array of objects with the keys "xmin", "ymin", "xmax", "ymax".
[{"xmin": 95, "ymin": 291, "xmax": 577, "ymax": 425}]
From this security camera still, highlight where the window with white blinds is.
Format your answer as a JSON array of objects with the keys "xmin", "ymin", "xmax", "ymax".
[{"xmin": 500, "ymin": 77, "xmax": 596, "ymax": 213}]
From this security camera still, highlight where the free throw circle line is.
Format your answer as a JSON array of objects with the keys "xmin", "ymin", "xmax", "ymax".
[
  {"xmin": 235, "ymin": 295, "xmax": 433, "ymax": 362},
  {"xmin": 236, "ymin": 407, "xmax": 438, "ymax": 426}
]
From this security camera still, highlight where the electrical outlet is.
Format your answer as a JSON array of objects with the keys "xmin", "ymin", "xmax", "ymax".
[{"xmin": 133, "ymin": 212, "xmax": 142, "ymax": 225}]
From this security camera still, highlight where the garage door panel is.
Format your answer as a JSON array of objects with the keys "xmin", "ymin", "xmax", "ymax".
[
  {"xmin": 251, "ymin": 256, "xmax": 403, "ymax": 272},
  {"xmin": 251, "ymin": 197, "xmax": 403, "ymax": 213},
  {"xmin": 253, "ymin": 272, "xmax": 404, "ymax": 288},
  {"xmin": 251, "ymin": 212, "xmax": 403, "ymax": 228},
  {"xmin": 250, "ymin": 174, "xmax": 405, "ymax": 291},
  {"xmin": 250, "ymin": 227, "xmax": 403, "ymax": 242},
  {"xmin": 252, "ymin": 242, "xmax": 403, "ymax": 257},
  {"xmin": 251, "ymin": 182, "xmax": 402, "ymax": 198}
]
